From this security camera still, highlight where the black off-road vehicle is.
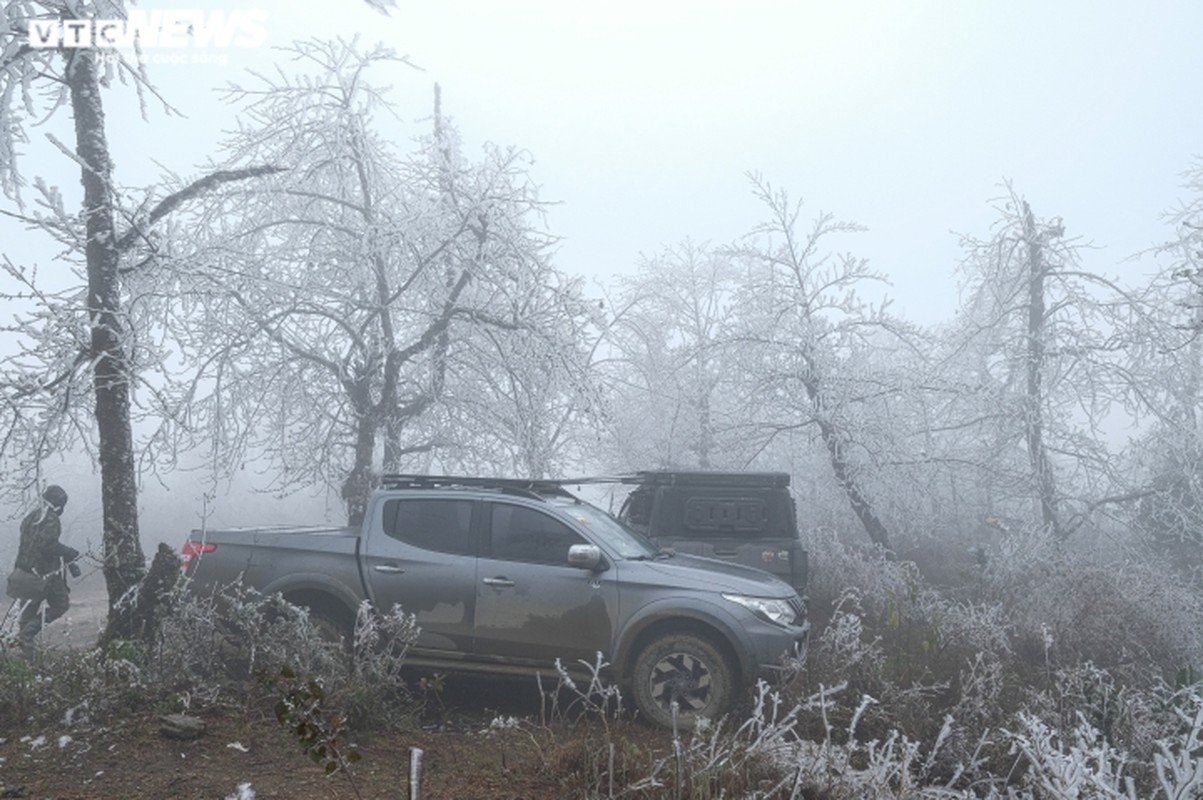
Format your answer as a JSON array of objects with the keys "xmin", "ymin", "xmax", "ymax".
[{"xmin": 612, "ymin": 471, "xmax": 808, "ymax": 594}]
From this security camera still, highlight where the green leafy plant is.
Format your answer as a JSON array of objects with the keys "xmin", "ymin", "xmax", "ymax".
[
  {"xmin": 417, "ymin": 671, "xmax": 447, "ymax": 713},
  {"xmin": 259, "ymin": 666, "xmax": 363, "ymax": 798},
  {"xmin": 0, "ymin": 653, "xmax": 37, "ymax": 721}
]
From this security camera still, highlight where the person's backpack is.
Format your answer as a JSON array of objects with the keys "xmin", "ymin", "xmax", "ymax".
[{"xmin": 5, "ymin": 567, "xmax": 47, "ymax": 600}]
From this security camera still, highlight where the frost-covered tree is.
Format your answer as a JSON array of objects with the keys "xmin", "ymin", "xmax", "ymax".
[
  {"xmin": 943, "ymin": 185, "xmax": 1154, "ymax": 540},
  {"xmin": 167, "ymin": 42, "xmax": 578, "ymax": 522},
  {"xmin": 729, "ymin": 175, "xmax": 908, "ymax": 550},
  {"xmin": 603, "ymin": 241, "xmax": 752, "ymax": 470},
  {"xmin": 1129, "ymin": 161, "xmax": 1203, "ymax": 561},
  {"xmin": 432, "ymin": 278, "xmax": 606, "ymax": 478},
  {"xmin": 0, "ymin": 0, "xmax": 150, "ymax": 612},
  {"xmin": 0, "ymin": 1, "xmax": 277, "ymax": 621}
]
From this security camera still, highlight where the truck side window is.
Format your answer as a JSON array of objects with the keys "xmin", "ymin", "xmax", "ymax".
[
  {"xmin": 382, "ymin": 499, "xmax": 474, "ymax": 555},
  {"xmin": 489, "ymin": 505, "xmax": 585, "ymax": 565}
]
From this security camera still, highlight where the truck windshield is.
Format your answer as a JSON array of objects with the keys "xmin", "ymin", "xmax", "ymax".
[{"xmin": 553, "ymin": 501, "xmax": 658, "ymax": 559}]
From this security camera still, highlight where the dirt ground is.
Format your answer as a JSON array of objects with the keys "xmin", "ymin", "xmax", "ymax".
[
  {"xmin": 0, "ymin": 653, "xmax": 673, "ymax": 800},
  {"xmin": 0, "ymin": 694, "xmax": 599, "ymax": 799},
  {"xmin": 1, "ymin": 575, "xmax": 676, "ymax": 799}
]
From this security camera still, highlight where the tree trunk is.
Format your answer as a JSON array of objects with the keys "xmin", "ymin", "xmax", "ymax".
[
  {"xmin": 342, "ymin": 372, "xmax": 378, "ymax": 527},
  {"xmin": 692, "ymin": 355, "xmax": 714, "ymax": 469},
  {"xmin": 99, "ymin": 543, "xmax": 179, "ymax": 647},
  {"xmin": 65, "ymin": 49, "xmax": 147, "ymax": 622},
  {"xmin": 800, "ymin": 360, "xmax": 892, "ymax": 552},
  {"xmin": 1021, "ymin": 202, "xmax": 1064, "ymax": 539}
]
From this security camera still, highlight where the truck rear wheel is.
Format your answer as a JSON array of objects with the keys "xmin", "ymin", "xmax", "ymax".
[
  {"xmin": 631, "ymin": 632, "xmax": 734, "ymax": 729},
  {"xmin": 307, "ymin": 607, "xmax": 353, "ymax": 650}
]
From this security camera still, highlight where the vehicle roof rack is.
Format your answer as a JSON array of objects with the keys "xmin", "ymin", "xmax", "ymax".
[
  {"xmin": 378, "ymin": 474, "xmax": 575, "ymax": 500},
  {"xmin": 551, "ymin": 471, "xmax": 791, "ymax": 489},
  {"xmin": 631, "ymin": 470, "xmax": 790, "ymax": 488}
]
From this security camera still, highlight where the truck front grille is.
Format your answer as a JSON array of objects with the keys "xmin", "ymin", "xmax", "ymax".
[{"xmin": 788, "ymin": 595, "xmax": 807, "ymax": 624}]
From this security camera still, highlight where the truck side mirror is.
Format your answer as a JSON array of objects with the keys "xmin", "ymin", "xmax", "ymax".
[{"xmin": 568, "ymin": 544, "xmax": 605, "ymax": 571}]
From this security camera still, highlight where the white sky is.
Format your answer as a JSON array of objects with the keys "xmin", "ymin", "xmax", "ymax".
[{"xmin": 6, "ymin": 0, "xmax": 1202, "ymax": 323}]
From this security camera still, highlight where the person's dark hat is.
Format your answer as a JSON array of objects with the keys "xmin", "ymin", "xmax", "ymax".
[{"xmin": 42, "ymin": 484, "xmax": 68, "ymax": 512}]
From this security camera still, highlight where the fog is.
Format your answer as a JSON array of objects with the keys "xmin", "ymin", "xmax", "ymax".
[{"xmin": 2, "ymin": 1, "xmax": 1202, "ymax": 568}]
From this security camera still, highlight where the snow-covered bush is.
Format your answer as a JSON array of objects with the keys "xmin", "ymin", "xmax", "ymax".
[
  {"xmin": 983, "ymin": 529, "xmax": 1203, "ymax": 677},
  {"xmin": 790, "ymin": 516, "xmax": 1203, "ymax": 796},
  {"xmin": 1004, "ymin": 690, "xmax": 1203, "ymax": 800},
  {"xmin": 157, "ymin": 582, "xmax": 420, "ymax": 727},
  {"xmin": 538, "ymin": 651, "xmax": 624, "ymax": 726},
  {"xmin": 341, "ymin": 601, "xmax": 420, "ymax": 727},
  {"xmin": 0, "ymin": 640, "xmax": 154, "ymax": 730},
  {"xmin": 801, "ymin": 527, "xmax": 1019, "ymax": 744},
  {"xmin": 148, "ymin": 579, "xmax": 347, "ymax": 697}
]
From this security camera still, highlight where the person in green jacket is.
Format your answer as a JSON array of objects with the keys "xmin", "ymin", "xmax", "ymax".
[{"xmin": 13, "ymin": 484, "xmax": 81, "ymax": 657}]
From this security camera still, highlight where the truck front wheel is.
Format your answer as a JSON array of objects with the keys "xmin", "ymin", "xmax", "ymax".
[{"xmin": 631, "ymin": 632, "xmax": 734, "ymax": 729}]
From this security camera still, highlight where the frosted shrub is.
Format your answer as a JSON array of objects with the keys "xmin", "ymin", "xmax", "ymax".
[
  {"xmin": 803, "ymin": 533, "xmax": 1020, "ymax": 744},
  {"xmin": 147, "ymin": 580, "xmax": 419, "ymax": 726},
  {"xmin": 621, "ymin": 681, "xmax": 806, "ymax": 798},
  {"xmin": 962, "ymin": 687, "xmax": 1200, "ymax": 798},
  {"xmin": 919, "ymin": 596, "xmax": 1012, "ymax": 663},
  {"xmin": 758, "ymin": 518, "xmax": 1203, "ymax": 797},
  {"xmin": 952, "ymin": 652, "xmax": 1007, "ymax": 736},
  {"xmin": 1152, "ymin": 691, "xmax": 1203, "ymax": 799},
  {"xmin": 983, "ymin": 530, "xmax": 1203, "ymax": 677},
  {"xmin": 223, "ymin": 585, "xmax": 345, "ymax": 677},
  {"xmin": 767, "ymin": 684, "xmax": 1005, "ymax": 799},
  {"xmin": 151, "ymin": 580, "xmax": 344, "ymax": 695},
  {"xmin": 0, "ymin": 642, "xmax": 161, "ymax": 732},
  {"xmin": 804, "ymin": 587, "xmax": 886, "ymax": 696},
  {"xmin": 539, "ymin": 651, "xmax": 624, "ymax": 725},
  {"xmin": 342, "ymin": 601, "xmax": 419, "ymax": 727},
  {"xmin": 45, "ymin": 646, "xmax": 149, "ymax": 722},
  {"xmin": 1044, "ymin": 664, "xmax": 1134, "ymax": 749},
  {"xmin": 149, "ymin": 583, "xmax": 228, "ymax": 693},
  {"xmin": 807, "ymin": 525, "xmax": 914, "ymax": 621},
  {"xmin": 686, "ymin": 683, "xmax": 1202, "ymax": 798},
  {"xmin": 809, "ymin": 525, "xmax": 1012, "ymax": 674},
  {"xmin": 669, "ymin": 682, "xmax": 805, "ymax": 797},
  {"xmin": 1010, "ymin": 712, "xmax": 1138, "ymax": 799},
  {"xmin": 350, "ymin": 600, "xmax": 418, "ymax": 684}
]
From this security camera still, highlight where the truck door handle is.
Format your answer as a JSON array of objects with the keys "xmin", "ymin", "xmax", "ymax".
[
  {"xmin": 373, "ymin": 564, "xmax": 405, "ymax": 574},
  {"xmin": 482, "ymin": 577, "xmax": 515, "ymax": 588}
]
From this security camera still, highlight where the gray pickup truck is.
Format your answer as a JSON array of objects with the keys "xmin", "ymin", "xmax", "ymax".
[{"xmin": 181, "ymin": 474, "xmax": 809, "ymax": 728}]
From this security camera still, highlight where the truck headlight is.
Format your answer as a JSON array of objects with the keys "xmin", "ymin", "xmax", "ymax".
[{"xmin": 722, "ymin": 593, "xmax": 796, "ymax": 627}]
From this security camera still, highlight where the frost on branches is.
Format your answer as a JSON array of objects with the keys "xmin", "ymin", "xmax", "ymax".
[{"xmin": 155, "ymin": 40, "xmax": 595, "ymax": 522}]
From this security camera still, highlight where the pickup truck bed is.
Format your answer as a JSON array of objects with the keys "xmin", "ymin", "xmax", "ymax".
[{"xmin": 184, "ymin": 525, "xmax": 367, "ymax": 619}]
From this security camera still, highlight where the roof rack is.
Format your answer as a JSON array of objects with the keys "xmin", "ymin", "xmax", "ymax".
[
  {"xmin": 550, "ymin": 472, "xmax": 791, "ymax": 489},
  {"xmin": 631, "ymin": 471, "xmax": 790, "ymax": 488},
  {"xmin": 378, "ymin": 474, "xmax": 576, "ymax": 500},
  {"xmin": 379, "ymin": 472, "xmax": 791, "ymax": 496}
]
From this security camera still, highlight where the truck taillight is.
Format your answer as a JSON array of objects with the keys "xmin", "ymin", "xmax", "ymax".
[{"xmin": 180, "ymin": 541, "xmax": 215, "ymax": 572}]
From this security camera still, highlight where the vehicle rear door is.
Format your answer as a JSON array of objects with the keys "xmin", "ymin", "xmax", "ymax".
[
  {"xmin": 360, "ymin": 494, "xmax": 478, "ymax": 655},
  {"xmin": 473, "ymin": 500, "xmax": 619, "ymax": 668},
  {"xmin": 652, "ymin": 488, "xmax": 805, "ymax": 590}
]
